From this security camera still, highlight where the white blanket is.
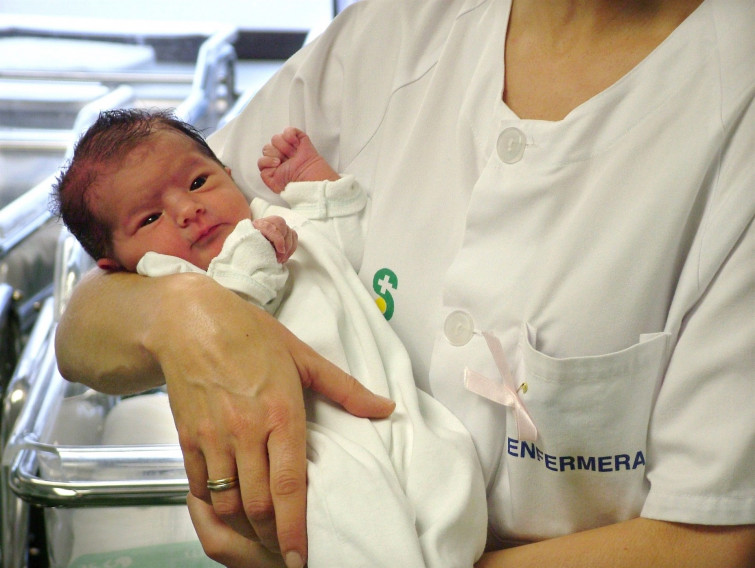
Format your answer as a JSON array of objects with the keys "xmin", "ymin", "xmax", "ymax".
[{"xmin": 138, "ymin": 197, "xmax": 487, "ymax": 567}]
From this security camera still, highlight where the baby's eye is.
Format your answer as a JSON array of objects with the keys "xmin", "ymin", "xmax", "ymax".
[
  {"xmin": 190, "ymin": 176, "xmax": 207, "ymax": 191},
  {"xmin": 140, "ymin": 213, "xmax": 161, "ymax": 227}
]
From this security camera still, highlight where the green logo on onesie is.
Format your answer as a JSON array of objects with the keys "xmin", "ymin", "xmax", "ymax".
[{"xmin": 373, "ymin": 268, "xmax": 398, "ymax": 320}]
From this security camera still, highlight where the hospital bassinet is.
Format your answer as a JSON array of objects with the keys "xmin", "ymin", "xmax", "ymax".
[
  {"xmin": 0, "ymin": 201, "xmax": 219, "ymax": 568},
  {"xmin": 0, "ymin": 17, "xmax": 242, "ymax": 567},
  {"xmin": 0, "ymin": 16, "xmax": 238, "ymax": 387}
]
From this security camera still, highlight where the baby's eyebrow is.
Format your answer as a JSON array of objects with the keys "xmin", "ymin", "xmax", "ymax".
[
  {"xmin": 139, "ymin": 156, "xmax": 198, "ymax": 200},
  {"xmin": 182, "ymin": 154, "xmax": 207, "ymax": 172},
  {"xmin": 165, "ymin": 155, "xmax": 208, "ymax": 187},
  {"xmin": 122, "ymin": 199, "xmax": 157, "ymax": 231},
  {"xmin": 119, "ymin": 181, "xmax": 164, "ymax": 228},
  {"xmin": 119, "ymin": 152, "xmax": 210, "ymax": 228}
]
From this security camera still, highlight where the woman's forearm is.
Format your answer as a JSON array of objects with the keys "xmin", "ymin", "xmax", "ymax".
[
  {"xmin": 55, "ymin": 269, "xmax": 166, "ymax": 393},
  {"xmin": 55, "ymin": 271, "xmax": 236, "ymax": 394},
  {"xmin": 476, "ymin": 518, "xmax": 755, "ymax": 568}
]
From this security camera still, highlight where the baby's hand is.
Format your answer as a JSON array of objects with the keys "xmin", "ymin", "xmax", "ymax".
[
  {"xmin": 253, "ymin": 215, "xmax": 298, "ymax": 263},
  {"xmin": 258, "ymin": 127, "xmax": 340, "ymax": 193}
]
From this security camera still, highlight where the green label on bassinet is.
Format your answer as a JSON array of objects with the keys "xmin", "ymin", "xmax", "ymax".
[{"xmin": 69, "ymin": 541, "xmax": 221, "ymax": 568}]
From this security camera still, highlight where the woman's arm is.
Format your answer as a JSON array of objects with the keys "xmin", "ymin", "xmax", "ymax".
[
  {"xmin": 186, "ymin": 486, "xmax": 754, "ymax": 568},
  {"xmin": 55, "ymin": 269, "xmax": 395, "ymax": 567},
  {"xmin": 476, "ymin": 518, "xmax": 755, "ymax": 568},
  {"xmin": 55, "ymin": 269, "xmax": 171, "ymax": 393}
]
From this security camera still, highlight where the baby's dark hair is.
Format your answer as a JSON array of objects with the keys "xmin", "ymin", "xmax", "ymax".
[{"xmin": 51, "ymin": 108, "xmax": 222, "ymax": 261}]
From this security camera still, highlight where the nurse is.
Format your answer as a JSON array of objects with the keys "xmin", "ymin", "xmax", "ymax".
[{"xmin": 56, "ymin": 0, "xmax": 755, "ymax": 567}]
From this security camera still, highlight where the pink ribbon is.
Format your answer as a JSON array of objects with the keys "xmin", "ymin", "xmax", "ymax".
[{"xmin": 464, "ymin": 331, "xmax": 538, "ymax": 442}]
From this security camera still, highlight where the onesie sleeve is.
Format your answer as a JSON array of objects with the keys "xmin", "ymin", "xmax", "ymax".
[
  {"xmin": 137, "ymin": 219, "xmax": 289, "ymax": 314},
  {"xmin": 278, "ymin": 174, "xmax": 369, "ymax": 271},
  {"xmin": 205, "ymin": 219, "xmax": 289, "ymax": 313}
]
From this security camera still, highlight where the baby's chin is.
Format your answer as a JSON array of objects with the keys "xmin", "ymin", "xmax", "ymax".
[
  {"xmin": 189, "ymin": 224, "xmax": 235, "ymax": 270},
  {"xmin": 188, "ymin": 247, "xmax": 221, "ymax": 272}
]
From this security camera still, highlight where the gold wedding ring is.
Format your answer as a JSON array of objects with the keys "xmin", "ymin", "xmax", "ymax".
[{"xmin": 206, "ymin": 476, "xmax": 239, "ymax": 492}]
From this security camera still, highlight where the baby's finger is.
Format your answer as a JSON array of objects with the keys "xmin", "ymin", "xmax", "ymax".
[
  {"xmin": 274, "ymin": 228, "xmax": 298, "ymax": 264},
  {"xmin": 253, "ymin": 218, "xmax": 295, "ymax": 263},
  {"xmin": 267, "ymin": 218, "xmax": 297, "ymax": 262},
  {"xmin": 262, "ymin": 143, "xmax": 284, "ymax": 159},
  {"xmin": 270, "ymin": 133, "xmax": 297, "ymax": 158},
  {"xmin": 281, "ymin": 127, "xmax": 303, "ymax": 146},
  {"xmin": 254, "ymin": 217, "xmax": 282, "ymax": 242},
  {"xmin": 258, "ymin": 155, "xmax": 281, "ymax": 171},
  {"xmin": 284, "ymin": 230, "xmax": 298, "ymax": 261}
]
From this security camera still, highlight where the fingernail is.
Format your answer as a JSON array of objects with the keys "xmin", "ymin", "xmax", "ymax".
[{"xmin": 285, "ymin": 551, "xmax": 304, "ymax": 568}]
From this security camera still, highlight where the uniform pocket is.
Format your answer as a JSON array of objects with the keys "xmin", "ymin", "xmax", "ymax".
[
  {"xmin": 488, "ymin": 324, "xmax": 671, "ymax": 541},
  {"xmin": 517, "ymin": 324, "xmax": 671, "ymax": 446}
]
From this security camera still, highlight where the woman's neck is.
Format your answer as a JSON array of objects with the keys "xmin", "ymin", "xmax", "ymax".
[
  {"xmin": 503, "ymin": 0, "xmax": 704, "ymax": 120},
  {"xmin": 511, "ymin": 0, "xmax": 702, "ymax": 33}
]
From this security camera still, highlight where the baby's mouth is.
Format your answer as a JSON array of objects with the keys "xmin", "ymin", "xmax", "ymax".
[{"xmin": 192, "ymin": 224, "xmax": 220, "ymax": 248}]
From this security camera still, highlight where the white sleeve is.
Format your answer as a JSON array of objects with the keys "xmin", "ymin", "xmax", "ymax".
[
  {"xmin": 207, "ymin": 3, "xmax": 388, "ymax": 202},
  {"xmin": 137, "ymin": 219, "xmax": 289, "ymax": 314},
  {"xmin": 645, "ymin": 216, "xmax": 755, "ymax": 524},
  {"xmin": 207, "ymin": 0, "xmax": 457, "ymax": 201},
  {"xmin": 643, "ymin": 95, "xmax": 755, "ymax": 524},
  {"xmin": 279, "ymin": 174, "xmax": 369, "ymax": 271}
]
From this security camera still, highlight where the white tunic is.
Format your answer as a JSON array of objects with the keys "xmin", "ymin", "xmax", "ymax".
[
  {"xmin": 209, "ymin": 0, "xmax": 755, "ymax": 544},
  {"xmin": 138, "ymin": 177, "xmax": 487, "ymax": 567}
]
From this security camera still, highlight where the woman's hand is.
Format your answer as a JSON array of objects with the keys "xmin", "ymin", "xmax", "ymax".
[{"xmin": 56, "ymin": 270, "xmax": 395, "ymax": 568}]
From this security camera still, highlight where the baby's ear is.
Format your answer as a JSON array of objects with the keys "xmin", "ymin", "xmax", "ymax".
[
  {"xmin": 96, "ymin": 258, "xmax": 122, "ymax": 271},
  {"xmin": 225, "ymin": 166, "xmax": 232, "ymax": 177}
]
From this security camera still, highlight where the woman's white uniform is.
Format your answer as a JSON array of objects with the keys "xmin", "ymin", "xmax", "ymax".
[
  {"xmin": 209, "ymin": 0, "xmax": 755, "ymax": 545},
  {"xmin": 138, "ymin": 177, "xmax": 487, "ymax": 567}
]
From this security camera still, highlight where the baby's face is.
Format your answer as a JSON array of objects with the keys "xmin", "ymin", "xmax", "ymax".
[{"xmin": 94, "ymin": 129, "xmax": 251, "ymax": 271}]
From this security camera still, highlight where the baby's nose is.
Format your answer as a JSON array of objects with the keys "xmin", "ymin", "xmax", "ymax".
[{"xmin": 167, "ymin": 194, "xmax": 204, "ymax": 226}]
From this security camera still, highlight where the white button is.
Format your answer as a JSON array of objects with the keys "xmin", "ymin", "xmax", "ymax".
[
  {"xmin": 444, "ymin": 310, "xmax": 475, "ymax": 346},
  {"xmin": 497, "ymin": 127, "xmax": 526, "ymax": 163}
]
